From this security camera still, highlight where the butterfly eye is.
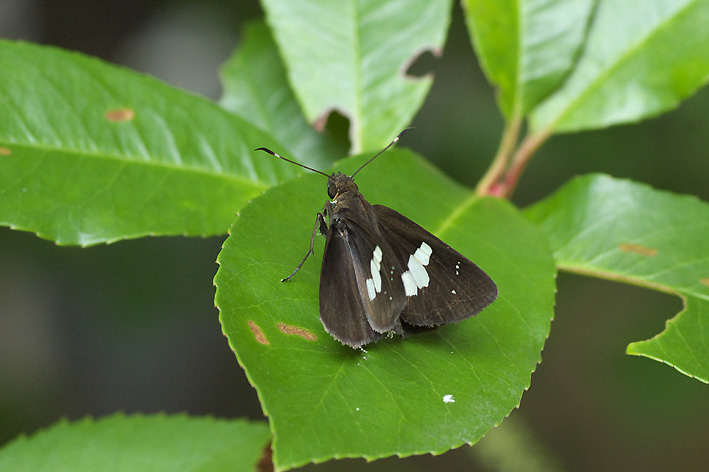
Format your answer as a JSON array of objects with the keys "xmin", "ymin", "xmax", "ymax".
[{"xmin": 327, "ymin": 183, "xmax": 337, "ymax": 199}]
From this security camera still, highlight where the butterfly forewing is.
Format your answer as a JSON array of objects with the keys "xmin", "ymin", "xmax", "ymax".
[
  {"xmin": 340, "ymin": 217, "xmax": 408, "ymax": 332},
  {"xmin": 373, "ymin": 205, "xmax": 498, "ymax": 327}
]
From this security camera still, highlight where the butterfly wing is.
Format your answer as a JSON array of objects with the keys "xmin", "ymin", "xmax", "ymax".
[
  {"xmin": 319, "ymin": 216, "xmax": 407, "ymax": 347},
  {"xmin": 319, "ymin": 229, "xmax": 381, "ymax": 347},
  {"xmin": 373, "ymin": 205, "xmax": 498, "ymax": 327}
]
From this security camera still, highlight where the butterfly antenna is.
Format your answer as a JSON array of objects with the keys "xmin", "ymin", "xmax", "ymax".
[
  {"xmin": 255, "ymin": 147, "xmax": 330, "ymax": 177},
  {"xmin": 351, "ymin": 128, "xmax": 412, "ymax": 178}
]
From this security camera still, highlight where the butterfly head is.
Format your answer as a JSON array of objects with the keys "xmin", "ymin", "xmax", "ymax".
[
  {"xmin": 327, "ymin": 172, "xmax": 358, "ymax": 199},
  {"xmin": 256, "ymin": 129, "xmax": 410, "ymax": 201}
]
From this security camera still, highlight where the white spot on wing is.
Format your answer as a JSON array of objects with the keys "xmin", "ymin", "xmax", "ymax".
[
  {"xmin": 408, "ymin": 253, "xmax": 429, "ymax": 288},
  {"xmin": 401, "ymin": 242, "xmax": 432, "ymax": 296},
  {"xmin": 402, "ymin": 271, "xmax": 417, "ymax": 296},
  {"xmin": 370, "ymin": 259, "xmax": 381, "ymax": 292},
  {"xmin": 414, "ymin": 242, "xmax": 432, "ymax": 264},
  {"xmin": 374, "ymin": 246, "xmax": 383, "ymax": 262},
  {"xmin": 366, "ymin": 246, "xmax": 383, "ymax": 300},
  {"xmin": 366, "ymin": 279, "xmax": 376, "ymax": 300}
]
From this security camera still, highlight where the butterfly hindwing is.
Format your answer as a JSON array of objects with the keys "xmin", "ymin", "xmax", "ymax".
[
  {"xmin": 373, "ymin": 205, "xmax": 498, "ymax": 327},
  {"xmin": 320, "ymin": 213, "xmax": 408, "ymax": 347},
  {"xmin": 319, "ymin": 227, "xmax": 382, "ymax": 347}
]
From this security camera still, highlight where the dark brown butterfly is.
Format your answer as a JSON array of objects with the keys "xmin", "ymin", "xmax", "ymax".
[{"xmin": 257, "ymin": 131, "xmax": 497, "ymax": 348}]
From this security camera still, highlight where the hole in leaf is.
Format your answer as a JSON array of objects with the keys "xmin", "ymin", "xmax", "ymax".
[
  {"xmin": 313, "ymin": 108, "xmax": 349, "ymax": 139},
  {"xmin": 404, "ymin": 48, "xmax": 440, "ymax": 78}
]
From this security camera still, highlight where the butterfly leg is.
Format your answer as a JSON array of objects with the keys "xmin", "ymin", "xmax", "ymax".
[{"xmin": 281, "ymin": 205, "xmax": 329, "ymax": 282}]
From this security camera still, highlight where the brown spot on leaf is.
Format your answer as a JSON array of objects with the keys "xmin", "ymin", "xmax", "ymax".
[
  {"xmin": 618, "ymin": 243, "xmax": 657, "ymax": 257},
  {"xmin": 0, "ymin": 146, "xmax": 11, "ymax": 156},
  {"xmin": 105, "ymin": 108, "xmax": 135, "ymax": 122},
  {"xmin": 700, "ymin": 278, "xmax": 709, "ymax": 287},
  {"xmin": 248, "ymin": 320, "xmax": 269, "ymax": 345},
  {"xmin": 277, "ymin": 322, "xmax": 317, "ymax": 341}
]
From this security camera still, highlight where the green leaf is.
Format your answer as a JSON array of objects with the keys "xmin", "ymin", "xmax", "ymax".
[
  {"xmin": 260, "ymin": 0, "xmax": 452, "ymax": 153},
  {"xmin": 220, "ymin": 21, "xmax": 348, "ymax": 169},
  {"xmin": 462, "ymin": 0, "xmax": 594, "ymax": 117},
  {"xmin": 531, "ymin": 0, "xmax": 709, "ymax": 133},
  {"xmin": 0, "ymin": 40, "xmax": 296, "ymax": 246},
  {"xmin": 524, "ymin": 174, "xmax": 709, "ymax": 383},
  {"xmin": 0, "ymin": 414, "xmax": 270, "ymax": 472},
  {"xmin": 215, "ymin": 150, "xmax": 556, "ymax": 470}
]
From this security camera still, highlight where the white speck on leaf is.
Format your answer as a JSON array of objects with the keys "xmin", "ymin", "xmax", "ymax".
[{"xmin": 443, "ymin": 394, "xmax": 455, "ymax": 403}]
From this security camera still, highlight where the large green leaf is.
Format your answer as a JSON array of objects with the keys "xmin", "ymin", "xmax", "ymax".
[
  {"xmin": 462, "ymin": 0, "xmax": 594, "ymax": 118},
  {"xmin": 215, "ymin": 150, "xmax": 556, "ymax": 469},
  {"xmin": 220, "ymin": 21, "xmax": 347, "ymax": 169},
  {"xmin": 260, "ymin": 0, "xmax": 452, "ymax": 153},
  {"xmin": 0, "ymin": 40, "xmax": 295, "ymax": 246},
  {"xmin": 531, "ymin": 0, "xmax": 709, "ymax": 133},
  {"xmin": 524, "ymin": 174, "xmax": 709, "ymax": 383},
  {"xmin": 0, "ymin": 414, "xmax": 270, "ymax": 472}
]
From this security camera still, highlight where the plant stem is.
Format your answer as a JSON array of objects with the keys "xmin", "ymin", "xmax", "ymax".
[
  {"xmin": 500, "ymin": 130, "xmax": 549, "ymax": 198},
  {"xmin": 476, "ymin": 114, "xmax": 522, "ymax": 197}
]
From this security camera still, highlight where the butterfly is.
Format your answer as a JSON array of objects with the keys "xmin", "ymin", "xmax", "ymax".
[{"xmin": 257, "ymin": 130, "xmax": 497, "ymax": 348}]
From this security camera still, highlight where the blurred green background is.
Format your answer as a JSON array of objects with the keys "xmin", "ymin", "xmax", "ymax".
[{"xmin": 1, "ymin": 1, "xmax": 707, "ymax": 471}]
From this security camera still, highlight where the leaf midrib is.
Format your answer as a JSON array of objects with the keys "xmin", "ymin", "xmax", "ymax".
[
  {"xmin": 351, "ymin": 0, "xmax": 364, "ymax": 153},
  {"xmin": 0, "ymin": 141, "xmax": 272, "ymax": 188},
  {"xmin": 434, "ymin": 191, "xmax": 480, "ymax": 237}
]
